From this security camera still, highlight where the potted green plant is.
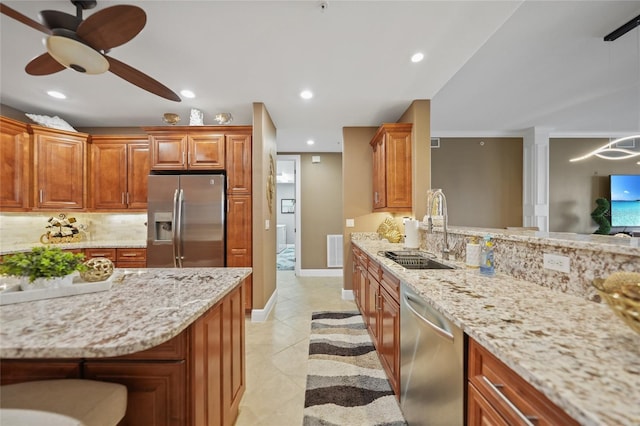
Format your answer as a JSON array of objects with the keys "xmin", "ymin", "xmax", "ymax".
[{"xmin": 0, "ymin": 246, "xmax": 86, "ymax": 290}]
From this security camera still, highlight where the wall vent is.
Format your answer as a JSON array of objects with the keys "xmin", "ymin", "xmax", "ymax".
[
  {"xmin": 431, "ymin": 137, "xmax": 441, "ymax": 148},
  {"xmin": 327, "ymin": 234, "xmax": 343, "ymax": 268}
]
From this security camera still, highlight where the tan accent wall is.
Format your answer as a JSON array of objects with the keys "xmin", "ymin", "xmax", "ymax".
[
  {"xmin": 252, "ymin": 103, "xmax": 277, "ymax": 309},
  {"xmin": 297, "ymin": 153, "xmax": 343, "ymax": 269},
  {"xmin": 549, "ymin": 138, "xmax": 639, "ymax": 233},
  {"xmin": 399, "ymin": 100, "xmax": 431, "ymax": 220},
  {"xmin": 431, "ymin": 137, "xmax": 523, "ymax": 228}
]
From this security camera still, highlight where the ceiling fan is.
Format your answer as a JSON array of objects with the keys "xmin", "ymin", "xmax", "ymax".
[{"xmin": 0, "ymin": 0, "xmax": 181, "ymax": 102}]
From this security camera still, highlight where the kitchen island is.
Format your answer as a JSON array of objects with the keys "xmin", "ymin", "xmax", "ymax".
[
  {"xmin": 1, "ymin": 267, "xmax": 251, "ymax": 426},
  {"xmin": 352, "ymin": 235, "xmax": 639, "ymax": 426}
]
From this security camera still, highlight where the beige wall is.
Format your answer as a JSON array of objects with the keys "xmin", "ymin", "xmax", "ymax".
[
  {"xmin": 252, "ymin": 103, "xmax": 277, "ymax": 310},
  {"xmin": 431, "ymin": 137, "xmax": 523, "ymax": 228},
  {"xmin": 399, "ymin": 100, "xmax": 431, "ymax": 220},
  {"xmin": 549, "ymin": 138, "xmax": 639, "ymax": 233},
  {"xmin": 298, "ymin": 153, "xmax": 343, "ymax": 269}
]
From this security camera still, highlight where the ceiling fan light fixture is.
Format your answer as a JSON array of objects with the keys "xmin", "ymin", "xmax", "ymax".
[{"xmin": 45, "ymin": 32, "xmax": 108, "ymax": 74}]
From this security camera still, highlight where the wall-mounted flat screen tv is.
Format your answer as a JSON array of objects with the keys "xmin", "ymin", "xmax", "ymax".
[{"xmin": 610, "ymin": 174, "xmax": 640, "ymax": 227}]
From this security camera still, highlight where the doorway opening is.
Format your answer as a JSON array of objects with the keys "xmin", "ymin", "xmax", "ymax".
[{"xmin": 276, "ymin": 155, "xmax": 301, "ymax": 273}]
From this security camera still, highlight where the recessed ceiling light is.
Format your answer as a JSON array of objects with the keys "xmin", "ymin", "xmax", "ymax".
[
  {"xmin": 411, "ymin": 52, "xmax": 424, "ymax": 63},
  {"xmin": 180, "ymin": 89, "xmax": 195, "ymax": 98},
  {"xmin": 300, "ymin": 90, "xmax": 313, "ymax": 100},
  {"xmin": 47, "ymin": 90, "xmax": 66, "ymax": 99},
  {"xmin": 307, "ymin": 139, "xmax": 315, "ymax": 145}
]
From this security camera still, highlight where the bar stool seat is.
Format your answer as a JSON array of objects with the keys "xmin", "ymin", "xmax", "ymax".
[{"xmin": 0, "ymin": 379, "xmax": 127, "ymax": 426}]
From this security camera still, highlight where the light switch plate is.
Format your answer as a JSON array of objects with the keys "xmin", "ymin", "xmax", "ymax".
[
  {"xmin": 543, "ymin": 253, "xmax": 570, "ymax": 273},
  {"xmin": 265, "ymin": 219, "xmax": 270, "ymax": 230},
  {"xmin": 346, "ymin": 219, "xmax": 355, "ymax": 228}
]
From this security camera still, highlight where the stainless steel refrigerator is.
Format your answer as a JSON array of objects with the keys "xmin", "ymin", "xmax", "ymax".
[{"xmin": 147, "ymin": 174, "xmax": 225, "ymax": 267}]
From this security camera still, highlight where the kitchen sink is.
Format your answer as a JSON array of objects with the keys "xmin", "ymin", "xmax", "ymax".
[{"xmin": 383, "ymin": 251, "xmax": 455, "ymax": 270}]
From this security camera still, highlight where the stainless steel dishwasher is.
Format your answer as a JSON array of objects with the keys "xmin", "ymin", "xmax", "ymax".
[{"xmin": 400, "ymin": 282, "xmax": 465, "ymax": 426}]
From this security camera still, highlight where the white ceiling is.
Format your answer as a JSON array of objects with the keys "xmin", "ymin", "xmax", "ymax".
[{"xmin": 1, "ymin": 1, "xmax": 639, "ymax": 153}]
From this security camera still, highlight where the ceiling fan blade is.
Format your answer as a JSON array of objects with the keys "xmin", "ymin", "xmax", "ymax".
[
  {"xmin": 106, "ymin": 56, "xmax": 180, "ymax": 102},
  {"xmin": 39, "ymin": 10, "xmax": 81, "ymax": 31},
  {"xmin": 77, "ymin": 5, "xmax": 146, "ymax": 51},
  {"xmin": 25, "ymin": 52, "xmax": 66, "ymax": 76},
  {"xmin": 0, "ymin": 3, "xmax": 52, "ymax": 35}
]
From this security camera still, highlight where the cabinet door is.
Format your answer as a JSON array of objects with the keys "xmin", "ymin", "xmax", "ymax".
[
  {"xmin": 226, "ymin": 195, "xmax": 252, "ymax": 310},
  {"xmin": 366, "ymin": 272, "xmax": 380, "ymax": 345},
  {"xmin": 223, "ymin": 283, "xmax": 246, "ymax": 425},
  {"xmin": 225, "ymin": 133, "xmax": 252, "ymax": 194},
  {"xmin": 371, "ymin": 136, "xmax": 386, "ymax": 210},
  {"xmin": 91, "ymin": 142, "xmax": 128, "ymax": 209},
  {"xmin": 188, "ymin": 133, "xmax": 224, "ymax": 170},
  {"xmin": 127, "ymin": 142, "xmax": 149, "ymax": 209},
  {"xmin": 378, "ymin": 286, "xmax": 400, "ymax": 396},
  {"xmin": 191, "ymin": 300, "xmax": 224, "ymax": 426},
  {"xmin": 150, "ymin": 134, "xmax": 187, "ymax": 170},
  {"xmin": 0, "ymin": 117, "xmax": 30, "ymax": 210},
  {"xmin": 384, "ymin": 129, "xmax": 412, "ymax": 209},
  {"xmin": 84, "ymin": 361, "xmax": 186, "ymax": 426},
  {"xmin": 33, "ymin": 130, "xmax": 86, "ymax": 210},
  {"xmin": 468, "ymin": 383, "xmax": 509, "ymax": 426}
]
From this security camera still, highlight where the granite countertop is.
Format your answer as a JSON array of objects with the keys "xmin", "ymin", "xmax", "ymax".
[
  {"xmin": 0, "ymin": 267, "xmax": 251, "ymax": 359},
  {"xmin": 352, "ymin": 238, "xmax": 640, "ymax": 426}
]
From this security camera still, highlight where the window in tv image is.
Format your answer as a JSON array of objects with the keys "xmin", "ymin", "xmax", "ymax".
[{"xmin": 610, "ymin": 175, "xmax": 640, "ymax": 227}]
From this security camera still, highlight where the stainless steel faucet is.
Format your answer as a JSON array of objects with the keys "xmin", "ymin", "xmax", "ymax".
[{"xmin": 427, "ymin": 189, "xmax": 450, "ymax": 260}]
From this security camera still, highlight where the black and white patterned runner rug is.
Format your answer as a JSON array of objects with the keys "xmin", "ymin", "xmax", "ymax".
[{"xmin": 303, "ymin": 311, "xmax": 407, "ymax": 426}]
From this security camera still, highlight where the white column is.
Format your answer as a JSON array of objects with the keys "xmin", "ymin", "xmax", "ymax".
[{"xmin": 522, "ymin": 127, "xmax": 550, "ymax": 231}]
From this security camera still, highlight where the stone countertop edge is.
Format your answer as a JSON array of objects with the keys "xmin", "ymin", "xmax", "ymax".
[
  {"xmin": 0, "ymin": 267, "xmax": 251, "ymax": 359},
  {"xmin": 352, "ymin": 239, "xmax": 640, "ymax": 426},
  {"xmin": 0, "ymin": 240, "xmax": 147, "ymax": 255},
  {"xmin": 430, "ymin": 225, "xmax": 640, "ymax": 256}
]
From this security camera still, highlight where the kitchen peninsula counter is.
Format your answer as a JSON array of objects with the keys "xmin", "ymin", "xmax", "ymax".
[
  {"xmin": 0, "ymin": 267, "xmax": 251, "ymax": 358},
  {"xmin": 352, "ymin": 237, "xmax": 639, "ymax": 426}
]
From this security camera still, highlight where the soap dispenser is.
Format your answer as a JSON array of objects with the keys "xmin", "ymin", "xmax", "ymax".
[{"xmin": 479, "ymin": 236, "xmax": 495, "ymax": 276}]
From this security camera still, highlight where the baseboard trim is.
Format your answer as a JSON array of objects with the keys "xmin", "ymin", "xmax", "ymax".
[
  {"xmin": 298, "ymin": 269, "xmax": 343, "ymax": 277},
  {"xmin": 250, "ymin": 288, "xmax": 278, "ymax": 322},
  {"xmin": 342, "ymin": 289, "xmax": 354, "ymax": 300}
]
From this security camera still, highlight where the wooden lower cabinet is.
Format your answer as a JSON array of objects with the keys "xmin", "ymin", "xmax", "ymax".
[
  {"xmin": 0, "ymin": 279, "xmax": 246, "ymax": 426},
  {"xmin": 0, "ymin": 359, "xmax": 82, "ymax": 385},
  {"xmin": 83, "ymin": 247, "xmax": 147, "ymax": 268},
  {"xmin": 468, "ymin": 338, "xmax": 578, "ymax": 426},
  {"xmin": 355, "ymin": 246, "xmax": 400, "ymax": 397}
]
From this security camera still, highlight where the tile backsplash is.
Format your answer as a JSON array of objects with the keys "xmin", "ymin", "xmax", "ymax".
[{"xmin": 0, "ymin": 212, "xmax": 147, "ymax": 251}]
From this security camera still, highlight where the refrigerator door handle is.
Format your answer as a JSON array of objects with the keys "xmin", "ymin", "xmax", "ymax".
[
  {"xmin": 176, "ymin": 189, "xmax": 185, "ymax": 267},
  {"xmin": 171, "ymin": 189, "xmax": 179, "ymax": 267}
]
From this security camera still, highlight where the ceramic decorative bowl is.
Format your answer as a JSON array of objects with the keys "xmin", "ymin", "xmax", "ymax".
[
  {"xmin": 81, "ymin": 258, "xmax": 114, "ymax": 282},
  {"xmin": 162, "ymin": 113, "xmax": 180, "ymax": 125},
  {"xmin": 593, "ymin": 272, "xmax": 640, "ymax": 334}
]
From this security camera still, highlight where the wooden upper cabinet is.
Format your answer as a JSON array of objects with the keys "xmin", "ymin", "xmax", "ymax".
[
  {"xmin": 370, "ymin": 123, "xmax": 412, "ymax": 212},
  {"xmin": 31, "ymin": 125, "xmax": 88, "ymax": 210},
  {"xmin": 148, "ymin": 132, "xmax": 187, "ymax": 170},
  {"xmin": 188, "ymin": 131, "xmax": 224, "ymax": 170},
  {"xmin": 225, "ymin": 132, "xmax": 252, "ymax": 195},
  {"xmin": 0, "ymin": 116, "xmax": 30, "ymax": 211},
  {"xmin": 89, "ymin": 135, "xmax": 148, "ymax": 210}
]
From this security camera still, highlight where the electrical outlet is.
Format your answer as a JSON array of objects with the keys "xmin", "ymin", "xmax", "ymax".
[
  {"xmin": 543, "ymin": 253, "xmax": 570, "ymax": 273},
  {"xmin": 346, "ymin": 219, "xmax": 355, "ymax": 228}
]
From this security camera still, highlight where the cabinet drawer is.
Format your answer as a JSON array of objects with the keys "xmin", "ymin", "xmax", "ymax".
[
  {"xmin": 84, "ymin": 248, "xmax": 116, "ymax": 261},
  {"xmin": 468, "ymin": 339, "xmax": 578, "ymax": 426},
  {"xmin": 381, "ymin": 269, "xmax": 400, "ymax": 301},
  {"xmin": 116, "ymin": 248, "xmax": 147, "ymax": 262}
]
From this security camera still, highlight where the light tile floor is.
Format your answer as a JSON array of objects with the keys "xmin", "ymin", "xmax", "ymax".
[{"xmin": 234, "ymin": 270, "xmax": 356, "ymax": 426}]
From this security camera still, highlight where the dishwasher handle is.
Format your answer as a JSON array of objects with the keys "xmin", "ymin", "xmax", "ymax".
[{"xmin": 403, "ymin": 292, "xmax": 454, "ymax": 341}]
